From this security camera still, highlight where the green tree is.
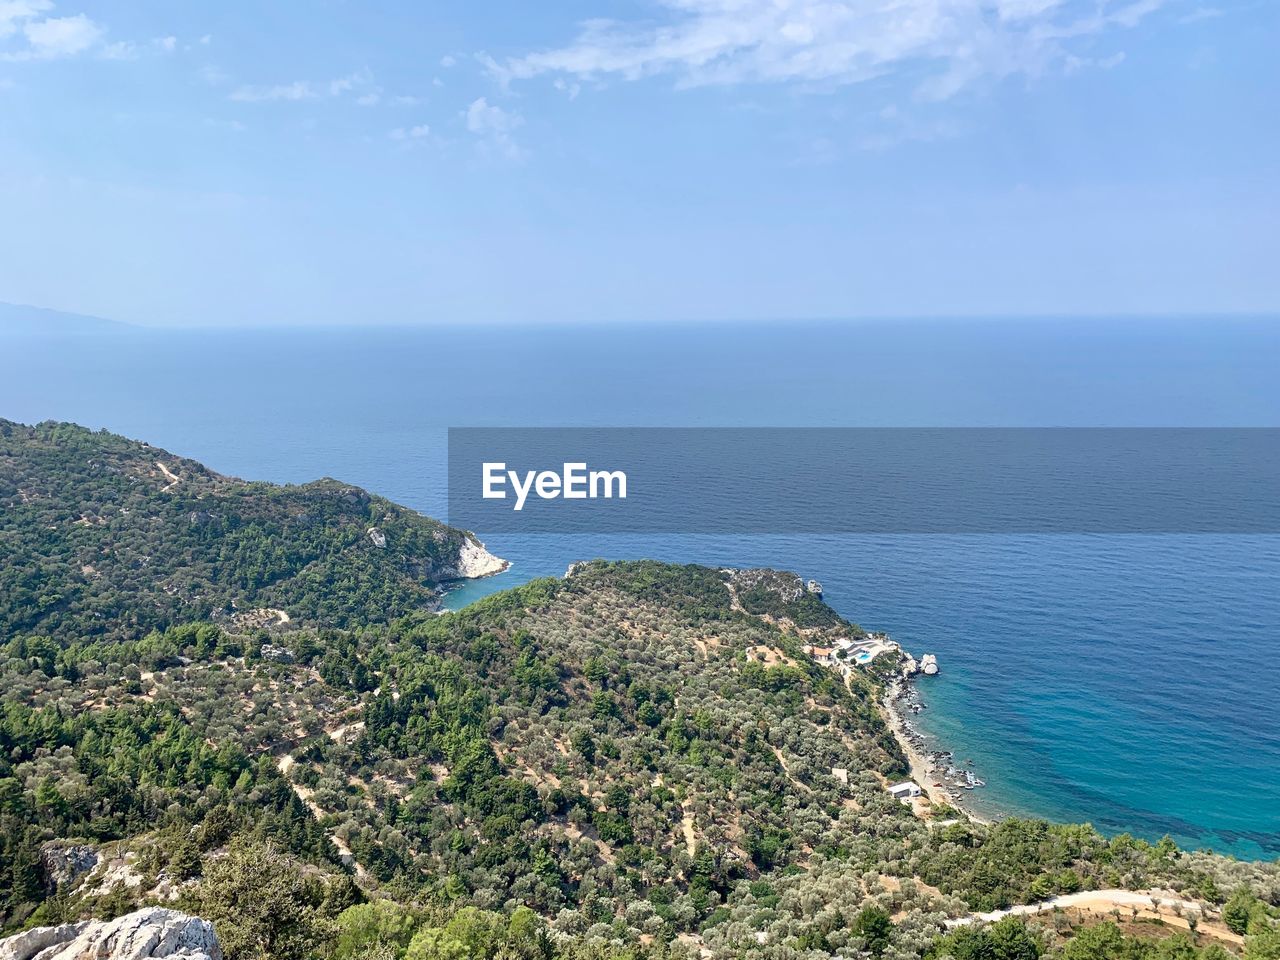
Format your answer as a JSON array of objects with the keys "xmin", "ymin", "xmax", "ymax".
[
  {"xmin": 1226, "ymin": 889, "xmax": 1261, "ymax": 936},
  {"xmin": 987, "ymin": 917, "xmax": 1041, "ymax": 960},
  {"xmin": 404, "ymin": 908, "xmax": 505, "ymax": 960},
  {"xmin": 189, "ymin": 837, "xmax": 324, "ymax": 960},
  {"xmin": 852, "ymin": 904, "xmax": 893, "ymax": 957},
  {"xmin": 1247, "ymin": 927, "xmax": 1280, "ymax": 960},
  {"xmin": 1028, "ymin": 875, "xmax": 1055, "ymax": 903},
  {"xmin": 1058, "ymin": 923, "xmax": 1148, "ymax": 960},
  {"xmin": 930, "ymin": 918, "xmax": 1039, "ymax": 960},
  {"xmin": 334, "ymin": 900, "xmax": 424, "ymax": 960}
]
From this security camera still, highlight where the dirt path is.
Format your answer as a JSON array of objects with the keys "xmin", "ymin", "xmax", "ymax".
[
  {"xmin": 681, "ymin": 811, "xmax": 698, "ymax": 856},
  {"xmin": 275, "ymin": 753, "xmax": 370, "ymax": 880},
  {"xmin": 770, "ymin": 745, "xmax": 812, "ymax": 792},
  {"xmin": 723, "ymin": 578, "xmax": 745, "ymax": 613},
  {"xmin": 950, "ymin": 889, "xmax": 1243, "ymax": 945},
  {"xmin": 155, "ymin": 461, "xmax": 181, "ymax": 492}
]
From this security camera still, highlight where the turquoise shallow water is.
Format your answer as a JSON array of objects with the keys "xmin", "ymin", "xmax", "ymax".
[{"xmin": 2, "ymin": 318, "xmax": 1278, "ymax": 859}]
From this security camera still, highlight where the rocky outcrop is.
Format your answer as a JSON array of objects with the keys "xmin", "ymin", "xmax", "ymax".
[
  {"xmin": 449, "ymin": 535, "xmax": 508, "ymax": 579},
  {"xmin": 259, "ymin": 643, "xmax": 294, "ymax": 663},
  {"xmin": 723, "ymin": 568, "xmax": 808, "ymax": 603},
  {"xmin": 39, "ymin": 843, "xmax": 99, "ymax": 894},
  {"xmin": 0, "ymin": 909, "xmax": 221, "ymax": 960}
]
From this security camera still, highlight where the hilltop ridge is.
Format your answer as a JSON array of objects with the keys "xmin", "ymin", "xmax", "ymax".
[{"xmin": 0, "ymin": 418, "xmax": 504, "ymax": 640}]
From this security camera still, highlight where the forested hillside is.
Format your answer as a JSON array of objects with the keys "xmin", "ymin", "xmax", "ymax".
[
  {"xmin": 0, "ymin": 419, "xmax": 495, "ymax": 640},
  {"xmin": 1, "ymin": 424, "xmax": 1277, "ymax": 960},
  {"xmin": 4, "ymin": 559, "xmax": 1278, "ymax": 960}
]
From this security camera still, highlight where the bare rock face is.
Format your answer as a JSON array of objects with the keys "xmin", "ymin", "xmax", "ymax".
[
  {"xmin": 39, "ymin": 843, "xmax": 99, "ymax": 894},
  {"xmin": 0, "ymin": 908, "xmax": 222, "ymax": 960},
  {"xmin": 451, "ymin": 535, "xmax": 508, "ymax": 579}
]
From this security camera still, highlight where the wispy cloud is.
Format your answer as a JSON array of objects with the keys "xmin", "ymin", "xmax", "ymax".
[
  {"xmin": 23, "ymin": 13, "xmax": 98, "ymax": 56},
  {"xmin": 1, "ymin": 2, "xmax": 184, "ymax": 63},
  {"xmin": 1178, "ymin": 6, "xmax": 1223, "ymax": 24},
  {"xmin": 389, "ymin": 123, "xmax": 430, "ymax": 140},
  {"xmin": 464, "ymin": 97, "xmax": 525, "ymax": 160},
  {"xmin": 490, "ymin": 0, "xmax": 1172, "ymax": 99},
  {"xmin": 204, "ymin": 117, "xmax": 247, "ymax": 133},
  {"xmin": 230, "ymin": 80, "xmax": 316, "ymax": 102},
  {"xmin": 1, "ymin": 1, "xmax": 107, "ymax": 61},
  {"xmin": 199, "ymin": 63, "xmax": 229, "ymax": 86},
  {"xmin": 230, "ymin": 68, "xmax": 379, "ymax": 104},
  {"xmin": 854, "ymin": 104, "xmax": 961, "ymax": 152},
  {"xmin": 1064, "ymin": 50, "xmax": 1126, "ymax": 73},
  {"xmin": 0, "ymin": 0, "xmax": 48, "ymax": 38},
  {"xmin": 95, "ymin": 33, "xmax": 180, "ymax": 62}
]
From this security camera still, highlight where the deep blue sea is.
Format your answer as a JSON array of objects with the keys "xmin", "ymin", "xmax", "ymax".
[{"xmin": 2, "ymin": 317, "xmax": 1278, "ymax": 859}]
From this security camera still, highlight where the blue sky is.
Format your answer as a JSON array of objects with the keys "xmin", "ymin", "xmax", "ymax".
[{"xmin": 0, "ymin": 0, "xmax": 1276, "ymax": 326}]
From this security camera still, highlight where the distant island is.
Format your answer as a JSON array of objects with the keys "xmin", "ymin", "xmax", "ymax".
[
  {"xmin": 0, "ymin": 302, "xmax": 134, "ymax": 334},
  {"xmin": 0, "ymin": 421, "xmax": 1277, "ymax": 960}
]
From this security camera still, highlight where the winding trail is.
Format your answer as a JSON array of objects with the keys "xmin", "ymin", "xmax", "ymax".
[
  {"xmin": 276, "ymin": 753, "xmax": 371, "ymax": 881},
  {"xmin": 155, "ymin": 461, "xmax": 181, "ymax": 492},
  {"xmin": 948, "ymin": 889, "xmax": 1243, "ymax": 945}
]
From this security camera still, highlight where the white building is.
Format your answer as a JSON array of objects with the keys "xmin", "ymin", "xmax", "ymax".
[{"xmin": 888, "ymin": 781, "xmax": 922, "ymax": 803}]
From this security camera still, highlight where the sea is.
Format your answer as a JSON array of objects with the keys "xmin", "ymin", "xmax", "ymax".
[{"xmin": 2, "ymin": 317, "xmax": 1277, "ymax": 860}]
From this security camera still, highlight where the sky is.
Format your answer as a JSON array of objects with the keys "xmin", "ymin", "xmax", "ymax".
[{"xmin": 0, "ymin": 0, "xmax": 1277, "ymax": 327}]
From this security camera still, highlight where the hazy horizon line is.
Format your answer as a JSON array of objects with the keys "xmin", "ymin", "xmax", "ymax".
[{"xmin": 4, "ymin": 300, "xmax": 1280, "ymax": 332}]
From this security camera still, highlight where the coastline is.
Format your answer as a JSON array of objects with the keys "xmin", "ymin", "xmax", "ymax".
[{"xmin": 882, "ymin": 677, "xmax": 993, "ymax": 825}]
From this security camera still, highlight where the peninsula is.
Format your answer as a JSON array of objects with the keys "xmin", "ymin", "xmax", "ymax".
[{"xmin": 1, "ymin": 421, "xmax": 1277, "ymax": 960}]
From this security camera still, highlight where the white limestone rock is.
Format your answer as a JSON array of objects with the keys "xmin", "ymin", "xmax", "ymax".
[
  {"xmin": 452, "ymin": 536, "xmax": 508, "ymax": 579},
  {"xmin": 0, "ymin": 908, "xmax": 222, "ymax": 960}
]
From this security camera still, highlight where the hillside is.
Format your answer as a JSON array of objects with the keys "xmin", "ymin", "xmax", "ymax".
[
  {"xmin": 0, "ymin": 419, "xmax": 504, "ymax": 640},
  {"xmin": 4, "ymin": 555, "xmax": 1278, "ymax": 960},
  {"xmin": 0, "ymin": 425, "xmax": 1276, "ymax": 960},
  {"xmin": 1, "ymin": 559, "xmax": 904, "ymax": 920}
]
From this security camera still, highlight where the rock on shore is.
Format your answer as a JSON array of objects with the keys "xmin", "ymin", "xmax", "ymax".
[
  {"xmin": 450, "ymin": 535, "xmax": 508, "ymax": 579},
  {"xmin": 0, "ymin": 909, "xmax": 221, "ymax": 960}
]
